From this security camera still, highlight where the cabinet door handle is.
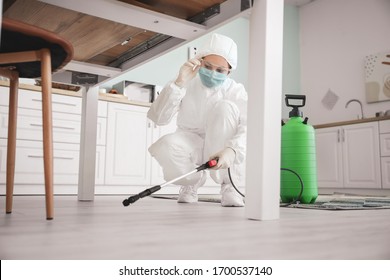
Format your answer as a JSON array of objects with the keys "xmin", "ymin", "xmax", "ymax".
[
  {"xmin": 341, "ymin": 128, "xmax": 345, "ymax": 142},
  {"xmin": 55, "ymin": 156, "xmax": 75, "ymax": 160},
  {"xmin": 337, "ymin": 129, "xmax": 340, "ymax": 142},
  {"xmin": 28, "ymin": 155, "xmax": 74, "ymax": 160},
  {"xmin": 32, "ymin": 98, "xmax": 77, "ymax": 107},
  {"xmin": 30, "ymin": 123, "xmax": 76, "ymax": 130}
]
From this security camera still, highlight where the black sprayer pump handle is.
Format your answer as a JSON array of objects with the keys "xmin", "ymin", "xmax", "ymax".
[
  {"xmin": 285, "ymin": 94, "xmax": 306, "ymax": 118},
  {"xmin": 285, "ymin": 94, "xmax": 306, "ymax": 108}
]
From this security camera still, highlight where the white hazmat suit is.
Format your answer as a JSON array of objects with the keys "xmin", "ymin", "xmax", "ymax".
[{"xmin": 147, "ymin": 34, "xmax": 247, "ymax": 206}]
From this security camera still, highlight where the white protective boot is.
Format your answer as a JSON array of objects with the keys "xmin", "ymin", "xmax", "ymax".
[
  {"xmin": 177, "ymin": 172, "xmax": 206, "ymax": 203},
  {"xmin": 220, "ymin": 183, "xmax": 244, "ymax": 207}
]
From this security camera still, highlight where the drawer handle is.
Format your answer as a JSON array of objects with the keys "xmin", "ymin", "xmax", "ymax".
[
  {"xmin": 30, "ymin": 123, "xmax": 76, "ymax": 130},
  {"xmin": 28, "ymin": 155, "xmax": 74, "ymax": 160},
  {"xmin": 32, "ymin": 98, "xmax": 77, "ymax": 107}
]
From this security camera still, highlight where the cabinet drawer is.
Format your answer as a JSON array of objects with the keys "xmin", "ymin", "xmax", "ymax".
[
  {"xmin": 380, "ymin": 133, "xmax": 390, "ymax": 156},
  {"xmin": 0, "ymin": 139, "xmax": 80, "ymax": 185},
  {"xmin": 0, "ymin": 107, "xmax": 81, "ymax": 143},
  {"xmin": 0, "ymin": 88, "xmax": 82, "ymax": 115},
  {"xmin": 379, "ymin": 120, "xmax": 390, "ymax": 134}
]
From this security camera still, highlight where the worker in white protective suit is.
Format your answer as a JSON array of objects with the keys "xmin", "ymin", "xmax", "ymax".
[{"xmin": 147, "ymin": 33, "xmax": 247, "ymax": 207}]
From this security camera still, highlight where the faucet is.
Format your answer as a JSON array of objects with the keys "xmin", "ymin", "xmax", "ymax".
[{"xmin": 345, "ymin": 99, "xmax": 365, "ymax": 119}]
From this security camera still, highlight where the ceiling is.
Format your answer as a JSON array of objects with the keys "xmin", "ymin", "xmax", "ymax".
[{"xmin": 2, "ymin": 0, "xmax": 250, "ymax": 84}]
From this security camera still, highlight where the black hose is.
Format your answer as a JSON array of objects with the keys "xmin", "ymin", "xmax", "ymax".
[
  {"xmin": 280, "ymin": 168, "xmax": 304, "ymax": 205},
  {"xmin": 228, "ymin": 167, "xmax": 245, "ymax": 197},
  {"xmin": 228, "ymin": 167, "xmax": 304, "ymax": 205}
]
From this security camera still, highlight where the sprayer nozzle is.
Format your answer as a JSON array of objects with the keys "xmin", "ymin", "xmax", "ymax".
[{"xmin": 122, "ymin": 194, "xmax": 140, "ymax": 206}]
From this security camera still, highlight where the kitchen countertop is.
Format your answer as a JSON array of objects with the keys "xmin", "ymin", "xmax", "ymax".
[
  {"xmin": 314, "ymin": 115, "xmax": 390, "ymax": 129},
  {"xmin": 0, "ymin": 80, "xmax": 82, "ymax": 97},
  {"xmin": 0, "ymin": 80, "xmax": 151, "ymax": 107},
  {"xmin": 98, "ymin": 92, "xmax": 151, "ymax": 107}
]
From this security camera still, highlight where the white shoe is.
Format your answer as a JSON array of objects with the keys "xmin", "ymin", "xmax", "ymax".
[
  {"xmin": 221, "ymin": 184, "xmax": 244, "ymax": 207},
  {"xmin": 178, "ymin": 186, "xmax": 198, "ymax": 203},
  {"xmin": 177, "ymin": 171, "xmax": 206, "ymax": 203}
]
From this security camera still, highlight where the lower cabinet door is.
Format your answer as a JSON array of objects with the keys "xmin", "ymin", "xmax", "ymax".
[{"xmin": 105, "ymin": 103, "xmax": 151, "ymax": 185}]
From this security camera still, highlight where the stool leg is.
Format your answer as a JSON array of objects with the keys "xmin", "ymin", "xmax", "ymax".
[
  {"xmin": 6, "ymin": 73, "xmax": 19, "ymax": 214},
  {"xmin": 40, "ymin": 48, "xmax": 54, "ymax": 220}
]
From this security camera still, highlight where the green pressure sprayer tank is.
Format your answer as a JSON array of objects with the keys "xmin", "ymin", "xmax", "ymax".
[{"xmin": 281, "ymin": 94, "xmax": 318, "ymax": 204}]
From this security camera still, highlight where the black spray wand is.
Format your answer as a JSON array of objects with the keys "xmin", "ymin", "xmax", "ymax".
[{"xmin": 122, "ymin": 159, "xmax": 218, "ymax": 206}]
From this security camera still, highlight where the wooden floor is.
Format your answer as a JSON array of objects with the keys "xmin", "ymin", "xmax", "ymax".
[{"xmin": 1, "ymin": 195, "xmax": 390, "ymax": 260}]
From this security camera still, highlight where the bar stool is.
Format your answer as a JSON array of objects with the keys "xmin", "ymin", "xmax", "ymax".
[{"xmin": 0, "ymin": 18, "xmax": 74, "ymax": 220}]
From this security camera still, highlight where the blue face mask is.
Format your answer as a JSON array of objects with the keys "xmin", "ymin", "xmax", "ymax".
[{"xmin": 198, "ymin": 67, "xmax": 227, "ymax": 88}]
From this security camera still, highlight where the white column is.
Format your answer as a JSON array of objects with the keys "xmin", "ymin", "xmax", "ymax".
[
  {"xmin": 245, "ymin": 0, "xmax": 284, "ymax": 220},
  {"xmin": 78, "ymin": 86, "xmax": 98, "ymax": 201}
]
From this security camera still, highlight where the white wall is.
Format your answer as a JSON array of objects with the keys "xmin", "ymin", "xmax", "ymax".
[
  {"xmin": 282, "ymin": 5, "xmax": 301, "ymax": 119},
  {"xmin": 300, "ymin": 0, "xmax": 390, "ymax": 125}
]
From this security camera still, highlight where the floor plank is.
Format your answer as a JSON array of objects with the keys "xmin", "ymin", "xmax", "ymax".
[{"xmin": 1, "ymin": 195, "xmax": 390, "ymax": 259}]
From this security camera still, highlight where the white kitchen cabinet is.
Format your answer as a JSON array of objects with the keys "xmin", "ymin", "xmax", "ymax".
[
  {"xmin": 0, "ymin": 85, "xmax": 108, "ymax": 195},
  {"xmin": 342, "ymin": 122, "xmax": 380, "ymax": 188},
  {"xmin": 315, "ymin": 127, "xmax": 343, "ymax": 188},
  {"xmin": 105, "ymin": 102, "xmax": 152, "ymax": 185},
  {"xmin": 0, "ymin": 86, "xmax": 83, "ymax": 194},
  {"xmin": 379, "ymin": 120, "xmax": 390, "ymax": 189},
  {"xmin": 316, "ymin": 122, "xmax": 381, "ymax": 189},
  {"xmin": 104, "ymin": 101, "xmax": 181, "ymax": 189}
]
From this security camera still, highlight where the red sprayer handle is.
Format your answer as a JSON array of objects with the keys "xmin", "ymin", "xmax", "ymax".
[{"xmin": 196, "ymin": 159, "xmax": 218, "ymax": 171}]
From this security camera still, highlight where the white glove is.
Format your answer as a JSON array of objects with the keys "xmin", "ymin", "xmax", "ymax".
[
  {"xmin": 175, "ymin": 58, "xmax": 201, "ymax": 88},
  {"xmin": 209, "ymin": 147, "xmax": 236, "ymax": 170}
]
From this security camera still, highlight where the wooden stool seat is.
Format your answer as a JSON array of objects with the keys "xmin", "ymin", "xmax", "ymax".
[{"xmin": 0, "ymin": 18, "xmax": 73, "ymax": 220}]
